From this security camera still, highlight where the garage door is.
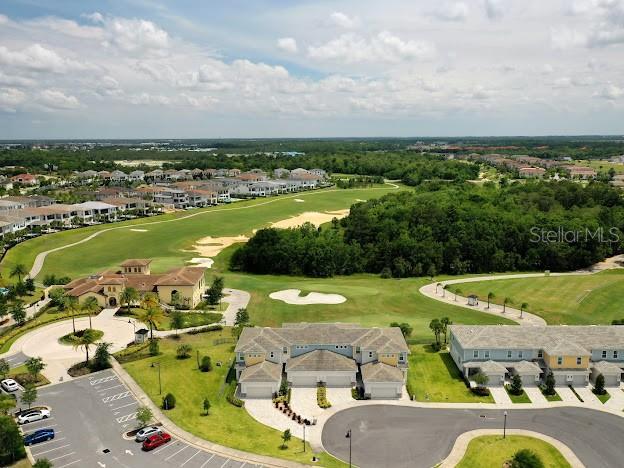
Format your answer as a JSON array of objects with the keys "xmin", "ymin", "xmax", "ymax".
[
  {"xmin": 325, "ymin": 375, "xmax": 353, "ymax": 387},
  {"xmin": 369, "ymin": 386, "xmax": 398, "ymax": 399},
  {"xmin": 244, "ymin": 385, "xmax": 274, "ymax": 398},
  {"xmin": 290, "ymin": 374, "xmax": 318, "ymax": 387}
]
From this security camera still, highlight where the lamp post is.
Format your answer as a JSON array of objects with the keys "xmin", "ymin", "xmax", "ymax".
[
  {"xmin": 128, "ymin": 318, "xmax": 136, "ymax": 333},
  {"xmin": 303, "ymin": 424, "xmax": 306, "ymax": 453},
  {"xmin": 345, "ymin": 429, "xmax": 352, "ymax": 468},
  {"xmin": 503, "ymin": 410, "xmax": 508, "ymax": 439},
  {"xmin": 151, "ymin": 361, "xmax": 162, "ymax": 395}
]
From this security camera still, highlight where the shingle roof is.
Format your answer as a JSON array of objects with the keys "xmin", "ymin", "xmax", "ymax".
[
  {"xmin": 463, "ymin": 360, "xmax": 508, "ymax": 373},
  {"xmin": 120, "ymin": 259, "xmax": 152, "ymax": 267},
  {"xmin": 592, "ymin": 360, "xmax": 623, "ymax": 374},
  {"xmin": 543, "ymin": 340, "xmax": 590, "ymax": 356},
  {"xmin": 285, "ymin": 350, "xmax": 356, "ymax": 372},
  {"xmin": 509, "ymin": 360, "xmax": 541, "ymax": 374},
  {"xmin": 360, "ymin": 362, "xmax": 404, "ymax": 382},
  {"xmin": 239, "ymin": 361, "xmax": 282, "ymax": 383}
]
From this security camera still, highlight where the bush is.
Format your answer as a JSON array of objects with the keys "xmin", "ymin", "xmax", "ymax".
[
  {"xmin": 149, "ymin": 339, "xmax": 159, "ymax": 356},
  {"xmin": 593, "ymin": 373, "xmax": 606, "ymax": 395},
  {"xmin": 430, "ymin": 342, "xmax": 442, "ymax": 352},
  {"xmin": 176, "ymin": 344, "xmax": 192, "ymax": 359},
  {"xmin": 508, "ymin": 374, "xmax": 523, "ymax": 396},
  {"xmin": 471, "ymin": 387, "xmax": 490, "ymax": 396},
  {"xmin": 0, "ymin": 415, "xmax": 26, "ymax": 465},
  {"xmin": 380, "ymin": 267, "xmax": 392, "ymax": 279},
  {"xmin": 226, "ymin": 381, "xmax": 244, "ymax": 407},
  {"xmin": 351, "ymin": 387, "xmax": 366, "ymax": 400},
  {"xmin": 317, "ymin": 384, "xmax": 332, "ymax": 408},
  {"xmin": 199, "ymin": 356, "xmax": 212, "ymax": 372},
  {"xmin": 162, "ymin": 393, "xmax": 176, "ymax": 410},
  {"xmin": 406, "ymin": 380, "xmax": 415, "ymax": 400},
  {"xmin": 187, "ymin": 324, "xmax": 223, "ymax": 335},
  {"xmin": 510, "ymin": 449, "xmax": 545, "ymax": 468}
]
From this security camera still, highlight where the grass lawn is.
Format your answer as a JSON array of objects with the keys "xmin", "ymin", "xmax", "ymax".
[
  {"xmin": 458, "ymin": 270, "xmax": 624, "ymax": 324},
  {"xmin": 596, "ymin": 391, "xmax": 611, "ymax": 404},
  {"xmin": 121, "ymin": 329, "xmax": 346, "ymax": 467},
  {"xmin": 456, "ymin": 435, "xmax": 571, "ymax": 468},
  {"xmin": 2, "ymin": 186, "xmax": 401, "ymax": 281},
  {"xmin": 407, "ymin": 344, "xmax": 494, "ymax": 403},
  {"xmin": 505, "ymin": 386, "xmax": 531, "ymax": 403},
  {"xmin": 117, "ymin": 308, "xmax": 222, "ymax": 331},
  {"xmin": 544, "ymin": 391, "xmax": 563, "ymax": 402}
]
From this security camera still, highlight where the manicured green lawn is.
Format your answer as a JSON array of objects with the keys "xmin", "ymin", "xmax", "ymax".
[
  {"xmin": 505, "ymin": 386, "xmax": 531, "ymax": 403},
  {"xmin": 58, "ymin": 328, "xmax": 104, "ymax": 345},
  {"xmin": 459, "ymin": 270, "xmax": 624, "ymax": 324},
  {"xmin": 596, "ymin": 392, "xmax": 611, "ymax": 404},
  {"xmin": 116, "ymin": 308, "xmax": 222, "ymax": 331},
  {"xmin": 407, "ymin": 344, "xmax": 494, "ymax": 403},
  {"xmin": 3, "ymin": 186, "xmax": 400, "ymax": 281},
  {"xmin": 122, "ymin": 329, "xmax": 346, "ymax": 467},
  {"xmin": 544, "ymin": 391, "xmax": 563, "ymax": 402},
  {"xmin": 456, "ymin": 435, "xmax": 571, "ymax": 468}
]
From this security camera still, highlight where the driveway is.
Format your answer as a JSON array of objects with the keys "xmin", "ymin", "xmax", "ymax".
[
  {"xmin": 556, "ymin": 386, "xmax": 582, "ymax": 404},
  {"xmin": 322, "ymin": 405, "xmax": 624, "ymax": 468},
  {"xmin": 488, "ymin": 386, "xmax": 511, "ymax": 405},
  {"xmin": 221, "ymin": 288, "xmax": 251, "ymax": 326},
  {"xmin": 524, "ymin": 386, "xmax": 547, "ymax": 404}
]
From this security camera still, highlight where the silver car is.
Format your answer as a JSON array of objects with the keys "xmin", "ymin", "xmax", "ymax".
[
  {"xmin": 135, "ymin": 426, "xmax": 162, "ymax": 442},
  {"xmin": 18, "ymin": 409, "xmax": 51, "ymax": 425}
]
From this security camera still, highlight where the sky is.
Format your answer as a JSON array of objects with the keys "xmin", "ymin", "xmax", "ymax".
[{"xmin": 0, "ymin": 0, "xmax": 623, "ymax": 139}]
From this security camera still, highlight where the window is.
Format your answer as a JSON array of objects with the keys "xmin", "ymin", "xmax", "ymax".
[
  {"xmin": 507, "ymin": 350, "xmax": 512, "ymax": 359},
  {"xmin": 269, "ymin": 352, "xmax": 274, "ymax": 359},
  {"xmin": 557, "ymin": 356, "xmax": 563, "ymax": 365},
  {"xmin": 538, "ymin": 350, "xmax": 543, "ymax": 358},
  {"xmin": 576, "ymin": 357, "xmax": 582, "ymax": 365},
  {"xmin": 283, "ymin": 347, "xmax": 287, "ymax": 354},
  {"xmin": 614, "ymin": 351, "xmax": 619, "ymax": 359},
  {"xmin": 484, "ymin": 350, "xmax": 490, "ymax": 359},
  {"xmin": 566, "ymin": 375, "xmax": 573, "ymax": 382},
  {"xmin": 473, "ymin": 350, "xmax": 479, "ymax": 358},
  {"xmin": 602, "ymin": 350, "xmax": 607, "ymax": 359},
  {"xmin": 518, "ymin": 351, "xmax": 523, "ymax": 359},
  {"xmin": 398, "ymin": 354, "xmax": 405, "ymax": 362},
  {"xmin": 368, "ymin": 351, "xmax": 373, "ymax": 358}
]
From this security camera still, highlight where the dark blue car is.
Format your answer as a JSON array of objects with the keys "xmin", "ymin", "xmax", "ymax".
[{"xmin": 24, "ymin": 428, "xmax": 55, "ymax": 446}]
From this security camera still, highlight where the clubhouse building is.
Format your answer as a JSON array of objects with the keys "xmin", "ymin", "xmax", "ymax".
[
  {"xmin": 63, "ymin": 259, "xmax": 206, "ymax": 308},
  {"xmin": 235, "ymin": 323, "xmax": 409, "ymax": 399},
  {"xmin": 449, "ymin": 325, "xmax": 624, "ymax": 387}
]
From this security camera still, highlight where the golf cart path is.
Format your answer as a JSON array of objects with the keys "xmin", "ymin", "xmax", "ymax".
[{"xmin": 26, "ymin": 184, "xmax": 399, "ymax": 278}]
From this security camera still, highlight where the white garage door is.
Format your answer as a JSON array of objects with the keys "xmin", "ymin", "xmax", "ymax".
[
  {"xmin": 244, "ymin": 385, "xmax": 274, "ymax": 398},
  {"xmin": 290, "ymin": 374, "xmax": 318, "ymax": 387},
  {"xmin": 325, "ymin": 375, "xmax": 353, "ymax": 387},
  {"xmin": 369, "ymin": 385, "xmax": 399, "ymax": 399}
]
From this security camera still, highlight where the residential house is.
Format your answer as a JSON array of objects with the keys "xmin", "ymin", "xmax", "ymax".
[
  {"xmin": 518, "ymin": 167, "xmax": 546, "ymax": 178},
  {"xmin": 567, "ymin": 166, "xmax": 597, "ymax": 179},
  {"xmin": 11, "ymin": 173, "xmax": 38, "ymax": 186}
]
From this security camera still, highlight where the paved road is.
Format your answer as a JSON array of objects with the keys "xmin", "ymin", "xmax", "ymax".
[
  {"xmin": 32, "ymin": 369, "xmax": 261, "ymax": 468},
  {"xmin": 322, "ymin": 405, "xmax": 624, "ymax": 468},
  {"xmin": 3, "ymin": 351, "xmax": 30, "ymax": 368}
]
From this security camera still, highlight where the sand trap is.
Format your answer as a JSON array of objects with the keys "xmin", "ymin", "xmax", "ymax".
[
  {"xmin": 270, "ymin": 210, "xmax": 349, "ymax": 229},
  {"xmin": 269, "ymin": 289, "xmax": 346, "ymax": 305},
  {"xmin": 294, "ymin": 199, "xmax": 305, "ymax": 203},
  {"xmin": 193, "ymin": 235, "xmax": 249, "ymax": 257},
  {"xmin": 356, "ymin": 199, "xmax": 367, "ymax": 202},
  {"xmin": 130, "ymin": 228, "xmax": 148, "ymax": 232},
  {"xmin": 188, "ymin": 257, "xmax": 215, "ymax": 268}
]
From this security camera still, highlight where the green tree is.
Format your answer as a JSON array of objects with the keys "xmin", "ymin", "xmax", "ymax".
[
  {"xmin": 136, "ymin": 406, "xmax": 153, "ymax": 428},
  {"xmin": 176, "ymin": 344, "xmax": 192, "ymax": 359},
  {"xmin": 440, "ymin": 317, "xmax": 452, "ymax": 344},
  {"xmin": 206, "ymin": 276, "xmax": 225, "ymax": 306},
  {"xmin": 63, "ymin": 296, "xmax": 80, "ymax": 333},
  {"xmin": 24, "ymin": 277, "xmax": 35, "ymax": 293},
  {"xmin": 0, "ymin": 394, "xmax": 16, "ymax": 415},
  {"xmin": 544, "ymin": 371, "xmax": 556, "ymax": 396},
  {"xmin": 510, "ymin": 449, "xmax": 544, "ymax": 468},
  {"xmin": 200, "ymin": 356, "xmax": 212, "ymax": 372},
  {"xmin": 0, "ymin": 296, "xmax": 7, "ymax": 322},
  {"xmin": 82, "ymin": 296, "xmax": 99, "ymax": 328},
  {"xmin": 72, "ymin": 328, "xmax": 99, "ymax": 364},
  {"xmin": 0, "ymin": 358, "xmax": 9, "ymax": 379},
  {"xmin": 509, "ymin": 374, "xmax": 523, "ymax": 395},
  {"xmin": 93, "ymin": 342, "xmax": 113, "ymax": 370},
  {"xmin": 234, "ymin": 308, "xmax": 250, "ymax": 326},
  {"xmin": 593, "ymin": 373, "xmax": 606, "ymax": 395},
  {"xmin": 21, "ymin": 384, "xmax": 37, "ymax": 409},
  {"xmin": 503, "ymin": 297, "xmax": 511, "ymax": 313},
  {"xmin": 474, "ymin": 372, "xmax": 489, "ymax": 388},
  {"xmin": 48, "ymin": 288, "xmax": 65, "ymax": 308},
  {"xmin": 162, "ymin": 393, "xmax": 176, "ymax": 410},
  {"xmin": 149, "ymin": 339, "xmax": 160, "ymax": 356},
  {"xmin": 520, "ymin": 302, "xmax": 529, "ymax": 318},
  {"xmin": 10, "ymin": 301, "xmax": 26, "ymax": 326},
  {"xmin": 203, "ymin": 398, "xmax": 211, "ymax": 415},
  {"xmin": 33, "ymin": 459, "xmax": 53, "ymax": 468},
  {"xmin": 487, "ymin": 291, "xmax": 495, "ymax": 309},
  {"xmin": 429, "ymin": 319, "xmax": 442, "ymax": 346},
  {"xmin": 171, "ymin": 311, "xmax": 184, "ymax": 335},
  {"xmin": 25, "ymin": 357, "xmax": 45, "ymax": 382},
  {"xmin": 0, "ymin": 415, "xmax": 26, "ymax": 465},
  {"xmin": 390, "ymin": 322, "xmax": 412, "ymax": 338},
  {"xmin": 138, "ymin": 304, "xmax": 164, "ymax": 340},
  {"xmin": 10, "ymin": 264, "xmax": 27, "ymax": 283},
  {"xmin": 120, "ymin": 287, "xmax": 139, "ymax": 312},
  {"xmin": 281, "ymin": 429, "xmax": 291, "ymax": 449}
]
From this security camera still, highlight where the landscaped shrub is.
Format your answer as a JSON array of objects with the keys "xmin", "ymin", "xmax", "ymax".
[
  {"xmin": 199, "ymin": 356, "xmax": 212, "ymax": 372},
  {"xmin": 187, "ymin": 324, "xmax": 223, "ymax": 335},
  {"xmin": 510, "ymin": 448, "xmax": 545, "ymax": 468},
  {"xmin": 162, "ymin": 392, "xmax": 176, "ymax": 410},
  {"xmin": 593, "ymin": 373, "xmax": 606, "ymax": 395},
  {"xmin": 317, "ymin": 384, "xmax": 331, "ymax": 408},
  {"xmin": 226, "ymin": 381, "xmax": 244, "ymax": 407},
  {"xmin": 541, "ymin": 371, "xmax": 556, "ymax": 396},
  {"xmin": 176, "ymin": 344, "xmax": 192, "ymax": 359},
  {"xmin": 148, "ymin": 339, "xmax": 159, "ymax": 356},
  {"xmin": 508, "ymin": 374, "xmax": 523, "ymax": 395},
  {"xmin": 405, "ymin": 380, "xmax": 415, "ymax": 400},
  {"xmin": 471, "ymin": 387, "xmax": 490, "ymax": 396},
  {"xmin": 351, "ymin": 387, "xmax": 366, "ymax": 400}
]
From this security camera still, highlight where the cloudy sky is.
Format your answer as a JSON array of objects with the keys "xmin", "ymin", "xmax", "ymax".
[{"xmin": 1, "ymin": 0, "xmax": 623, "ymax": 138}]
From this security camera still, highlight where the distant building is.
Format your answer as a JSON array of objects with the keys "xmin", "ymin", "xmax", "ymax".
[{"xmin": 519, "ymin": 167, "xmax": 546, "ymax": 178}]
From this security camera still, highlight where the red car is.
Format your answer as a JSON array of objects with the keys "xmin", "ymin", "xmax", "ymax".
[{"xmin": 142, "ymin": 432, "xmax": 172, "ymax": 451}]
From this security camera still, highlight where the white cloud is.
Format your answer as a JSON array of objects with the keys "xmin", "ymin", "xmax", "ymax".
[
  {"xmin": 0, "ymin": 14, "xmax": 8, "ymax": 25},
  {"xmin": 38, "ymin": 89, "xmax": 81, "ymax": 109},
  {"xmin": 484, "ymin": 0, "xmax": 505, "ymax": 20},
  {"xmin": 594, "ymin": 84, "xmax": 624, "ymax": 100},
  {"xmin": 106, "ymin": 17, "xmax": 169, "ymax": 54},
  {"xmin": 0, "ymin": 72, "xmax": 36, "ymax": 88},
  {"xmin": 27, "ymin": 17, "xmax": 104, "ymax": 40},
  {"xmin": 433, "ymin": 2, "xmax": 469, "ymax": 22},
  {"xmin": 329, "ymin": 12, "xmax": 358, "ymax": 29},
  {"xmin": 83, "ymin": 12, "xmax": 104, "ymax": 24},
  {"xmin": 277, "ymin": 37, "xmax": 298, "ymax": 53},
  {"xmin": 0, "ymin": 44, "xmax": 91, "ymax": 73},
  {"xmin": 0, "ymin": 87, "xmax": 26, "ymax": 112},
  {"xmin": 308, "ymin": 32, "xmax": 435, "ymax": 63}
]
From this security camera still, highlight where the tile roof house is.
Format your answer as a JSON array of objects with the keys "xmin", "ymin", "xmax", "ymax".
[
  {"xmin": 64, "ymin": 259, "xmax": 206, "ymax": 308},
  {"xmin": 235, "ymin": 323, "xmax": 409, "ymax": 399}
]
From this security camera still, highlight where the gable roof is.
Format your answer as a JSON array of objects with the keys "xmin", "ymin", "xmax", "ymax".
[
  {"xmin": 239, "ymin": 361, "xmax": 282, "ymax": 383},
  {"xmin": 285, "ymin": 349, "xmax": 356, "ymax": 372},
  {"xmin": 153, "ymin": 267, "xmax": 205, "ymax": 286},
  {"xmin": 360, "ymin": 362, "xmax": 404, "ymax": 382},
  {"xmin": 120, "ymin": 259, "xmax": 152, "ymax": 267}
]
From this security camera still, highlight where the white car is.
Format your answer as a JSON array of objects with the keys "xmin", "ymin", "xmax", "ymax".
[
  {"xmin": 18, "ymin": 409, "xmax": 51, "ymax": 425},
  {"xmin": 135, "ymin": 426, "xmax": 162, "ymax": 442},
  {"xmin": 1, "ymin": 378, "xmax": 19, "ymax": 392}
]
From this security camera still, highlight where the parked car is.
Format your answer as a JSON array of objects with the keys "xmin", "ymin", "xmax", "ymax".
[
  {"xmin": 24, "ymin": 428, "xmax": 55, "ymax": 445},
  {"xmin": 17, "ymin": 409, "xmax": 51, "ymax": 424},
  {"xmin": 1, "ymin": 378, "xmax": 19, "ymax": 392},
  {"xmin": 135, "ymin": 426, "xmax": 162, "ymax": 442},
  {"xmin": 142, "ymin": 432, "xmax": 171, "ymax": 451}
]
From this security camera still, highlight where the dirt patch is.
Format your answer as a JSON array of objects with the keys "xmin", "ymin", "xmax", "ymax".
[
  {"xmin": 270, "ymin": 210, "xmax": 350, "ymax": 229},
  {"xmin": 269, "ymin": 289, "xmax": 346, "ymax": 305},
  {"xmin": 193, "ymin": 235, "xmax": 249, "ymax": 257}
]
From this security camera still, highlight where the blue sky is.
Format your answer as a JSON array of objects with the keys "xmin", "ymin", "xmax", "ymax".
[{"xmin": 0, "ymin": 0, "xmax": 623, "ymax": 138}]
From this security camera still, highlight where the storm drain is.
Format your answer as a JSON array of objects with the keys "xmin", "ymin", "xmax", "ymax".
[{"xmin": 102, "ymin": 449, "xmax": 110, "ymax": 454}]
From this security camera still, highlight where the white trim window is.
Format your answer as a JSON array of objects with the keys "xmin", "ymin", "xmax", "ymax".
[
  {"xmin": 557, "ymin": 356, "xmax": 563, "ymax": 365},
  {"xmin": 602, "ymin": 350, "xmax": 607, "ymax": 359},
  {"xmin": 614, "ymin": 350, "xmax": 619, "ymax": 359},
  {"xmin": 484, "ymin": 350, "xmax": 490, "ymax": 359},
  {"xmin": 507, "ymin": 350, "xmax": 512, "ymax": 359},
  {"xmin": 576, "ymin": 357, "xmax": 582, "ymax": 365},
  {"xmin": 518, "ymin": 351, "xmax": 523, "ymax": 359},
  {"xmin": 473, "ymin": 350, "xmax": 479, "ymax": 358}
]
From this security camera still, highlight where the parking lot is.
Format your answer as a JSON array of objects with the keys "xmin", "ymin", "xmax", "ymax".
[
  {"xmin": 31, "ymin": 369, "xmax": 262, "ymax": 468},
  {"xmin": 4, "ymin": 351, "xmax": 30, "ymax": 368}
]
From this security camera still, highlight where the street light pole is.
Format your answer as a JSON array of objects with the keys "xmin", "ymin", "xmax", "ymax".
[
  {"xmin": 503, "ymin": 410, "xmax": 508, "ymax": 439},
  {"xmin": 303, "ymin": 424, "xmax": 306, "ymax": 452},
  {"xmin": 345, "ymin": 429, "xmax": 352, "ymax": 468}
]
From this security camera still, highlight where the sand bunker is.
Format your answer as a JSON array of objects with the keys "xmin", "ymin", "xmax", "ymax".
[
  {"xmin": 188, "ymin": 257, "xmax": 215, "ymax": 268},
  {"xmin": 270, "ymin": 289, "xmax": 346, "ymax": 305},
  {"xmin": 193, "ymin": 235, "xmax": 249, "ymax": 257},
  {"xmin": 294, "ymin": 199, "xmax": 305, "ymax": 203},
  {"xmin": 356, "ymin": 199, "xmax": 367, "ymax": 202},
  {"xmin": 270, "ymin": 210, "xmax": 349, "ymax": 229},
  {"xmin": 130, "ymin": 228, "xmax": 148, "ymax": 232}
]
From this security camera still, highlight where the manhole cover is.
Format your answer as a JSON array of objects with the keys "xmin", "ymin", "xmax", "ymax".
[{"xmin": 103, "ymin": 449, "xmax": 110, "ymax": 454}]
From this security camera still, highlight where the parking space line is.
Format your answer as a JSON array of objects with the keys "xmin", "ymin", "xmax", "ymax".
[
  {"xmin": 200, "ymin": 453, "xmax": 215, "ymax": 467},
  {"xmin": 90, "ymin": 375, "xmax": 117, "ymax": 385},
  {"xmin": 180, "ymin": 449, "xmax": 201, "ymax": 466},
  {"xmin": 31, "ymin": 443, "xmax": 71, "ymax": 456},
  {"xmin": 111, "ymin": 401, "xmax": 138, "ymax": 411},
  {"xmin": 152, "ymin": 441, "xmax": 179, "ymax": 455},
  {"xmin": 49, "ymin": 452, "xmax": 76, "ymax": 462},
  {"xmin": 219, "ymin": 459, "xmax": 229, "ymax": 468},
  {"xmin": 23, "ymin": 424, "xmax": 57, "ymax": 434},
  {"xmin": 102, "ymin": 390, "xmax": 131, "ymax": 402},
  {"xmin": 116, "ymin": 412, "xmax": 137, "ymax": 423},
  {"xmin": 98, "ymin": 384, "xmax": 124, "ymax": 393},
  {"xmin": 165, "ymin": 445, "xmax": 188, "ymax": 461},
  {"xmin": 27, "ymin": 437, "xmax": 66, "ymax": 448},
  {"xmin": 21, "ymin": 417, "xmax": 55, "ymax": 426},
  {"xmin": 56, "ymin": 459, "xmax": 82, "ymax": 468}
]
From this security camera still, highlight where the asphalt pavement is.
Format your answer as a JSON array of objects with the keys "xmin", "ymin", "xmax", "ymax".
[{"xmin": 322, "ymin": 405, "xmax": 624, "ymax": 468}]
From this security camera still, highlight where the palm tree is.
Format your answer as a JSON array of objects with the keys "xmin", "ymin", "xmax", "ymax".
[
  {"xmin": 82, "ymin": 296, "xmax": 99, "ymax": 329},
  {"xmin": 120, "ymin": 287, "xmax": 139, "ymax": 312},
  {"xmin": 141, "ymin": 293, "xmax": 160, "ymax": 311},
  {"xmin": 487, "ymin": 292, "xmax": 495, "ymax": 309},
  {"xmin": 10, "ymin": 264, "xmax": 27, "ymax": 283},
  {"xmin": 520, "ymin": 302, "xmax": 529, "ymax": 319},
  {"xmin": 429, "ymin": 319, "xmax": 442, "ymax": 346},
  {"xmin": 138, "ymin": 306, "xmax": 164, "ymax": 340},
  {"xmin": 503, "ymin": 297, "xmax": 511, "ymax": 313},
  {"xmin": 440, "ymin": 317, "xmax": 452, "ymax": 344},
  {"xmin": 454, "ymin": 287, "xmax": 462, "ymax": 302},
  {"xmin": 63, "ymin": 296, "xmax": 80, "ymax": 333},
  {"xmin": 72, "ymin": 328, "xmax": 99, "ymax": 364}
]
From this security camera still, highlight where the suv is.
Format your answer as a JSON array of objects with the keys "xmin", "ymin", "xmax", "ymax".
[
  {"xmin": 1, "ymin": 378, "xmax": 19, "ymax": 392},
  {"xmin": 24, "ymin": 428, "xmax": 55, "ymax": 446},
  {"xmin": 135, "ymin": 426, "xmax": 162, "ymax": 442},
  {"xmin": 18, "ymin": 409, "xmax": 51, "ymax": 425}
]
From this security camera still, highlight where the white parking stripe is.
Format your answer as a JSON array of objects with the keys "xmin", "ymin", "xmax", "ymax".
[
  {"xmin": 165, "ymin": 445, "xmax": 188, "ymax": 461},
  {"xmin": 31, "ymin": 443, "xmax": 70, "ymax": 456},
  {"xmin": 152, "ymin": 441, "xmax": 178, "ymax": 455},
  {"xmin": 180, "ymin": 449, "xmax": 201, "ymax": 466},
  {"xmin": 102, "ymin": 391, "xmax": 130, "ymax": 402},
  {"xmin": 28, "ymin": 437, "xmax": 66, "ymax": 448},
  {"xmin": 90, "ymin": 375, "xmax": 117, "ymax": 385},
  {"xmin": 219, "ymin": 459, "xmax": 229, "ymax": 468},
  {"xmin": 116, "ymin": 412, "xmax": 137, "ymax": 423},
  {"xmin": 110, "ymin": 401, "xmax": 138, "ymax": 411},
  {"xmin": 23, "ymin": 424, "xmax": 57, "ymax": 434},
  {"xmin": 21, "ymin": 417, "xmax": 55, "ymax": 426},
  {"xmin": 200, "ymin": 454, "xmax": 215, "ymax": 468},
  {"xmin": 49, "ymin": 452, "xmax": 76, "ymax": 462},
  {"xmin": 56, "ymin": 459, "xmax": 82, "ymax": 468},
  {"xmin": 98, "ymin": 384, "xmax": 124, "ymax": 393}
]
